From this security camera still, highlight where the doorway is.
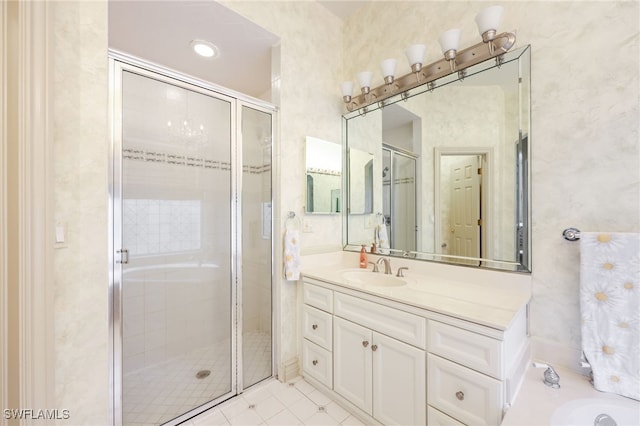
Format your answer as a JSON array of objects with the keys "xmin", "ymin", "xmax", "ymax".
[{"xmin": 435, "ymin": 148, "xmax": 492, "ymax": 265}]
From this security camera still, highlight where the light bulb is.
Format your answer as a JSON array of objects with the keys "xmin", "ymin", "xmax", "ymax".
[
  {"xmin": 340, "ymin": 81, "xmax": 353, "ymax": 97},
  {"xmin": 405, "ymin": 44, "xmax": 426, "ymax": 73},
  {"xmin": 380, "ymin": 58, "xmax": 397, "ymax": 84},
  {"xmin": 357, "ymin": 71, "xmax": 373, "ymax": 94},
  {"xmin": 438, "ymin": 29, "xmax": 461, "ymax": 57},
  {"xmin": 476, "ymin": 5, "xmax": 503, "ymax": 41},
  {"xmin": 340, "ymin": 81, "xmax": 354, "ymax": 102}
]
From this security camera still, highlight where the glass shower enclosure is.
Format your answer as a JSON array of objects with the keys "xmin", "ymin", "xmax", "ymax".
[
  {"xmin": 110, "ymin": 60, "xmax": 274, "ymax": 425},
  {"xmin": 382, "ymin": 146, "xmax": 417, "ymax": 252}
]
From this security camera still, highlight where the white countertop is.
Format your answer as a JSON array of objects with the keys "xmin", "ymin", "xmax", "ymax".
[
  {"xmin": 502, "ymin": 365, "xmax": 640, "ymax": 425},
  {"xmin": 301, "ymin": 252, "xmax": 531, "ymax": 331}
]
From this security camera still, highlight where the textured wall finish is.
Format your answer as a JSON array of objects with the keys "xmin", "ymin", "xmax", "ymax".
[{"xmin": 52, "ymin": 1, "xmax": 109, "ymax": 423}]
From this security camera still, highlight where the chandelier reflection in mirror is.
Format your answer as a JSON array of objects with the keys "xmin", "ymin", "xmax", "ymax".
[{"xmin": 340, "ymin": 5, "xmax": 514, "ymax": 112}]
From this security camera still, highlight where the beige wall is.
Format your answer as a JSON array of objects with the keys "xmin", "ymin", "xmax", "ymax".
[{"xmin": 51, "ymin": 1, "xmax": 110, "ymax": 423}]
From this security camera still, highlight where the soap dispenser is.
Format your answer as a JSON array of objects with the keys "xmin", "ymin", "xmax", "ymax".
[{"xmin": 359, "ymin": 245, "xmax": 368, "ymax": 268}]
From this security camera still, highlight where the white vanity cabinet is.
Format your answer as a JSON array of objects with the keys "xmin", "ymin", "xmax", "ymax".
[
  {"xmin": 300, "ymin": 278, "xmax": 529, "ymax": 426},
  {"xmin": 426, "ymin": 309, "xmax": 529, "ymax": 426},
  {"xmin": 301, "ymin": 283, "xmax": 334, "ymax": 388},
  {"xmin": 333, "ymin": 317, "xmax": 426, "ymax": 426}
]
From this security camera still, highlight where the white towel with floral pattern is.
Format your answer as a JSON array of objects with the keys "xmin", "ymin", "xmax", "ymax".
[
  {"xmin": 283, "ymin": 229, "xmax": 300, "ymax": 281},
  {"xmin": 375, "ymin": 223, "xmax": 390, "ymax": 255},
  {"xmin": 580, "ymin": 232, "xmax": 640, "ymax": 400}
]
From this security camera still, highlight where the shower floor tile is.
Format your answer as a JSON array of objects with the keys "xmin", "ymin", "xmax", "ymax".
[{"xmin": 123, "ymin": 331, "xmax": 272, "ymax": 426}]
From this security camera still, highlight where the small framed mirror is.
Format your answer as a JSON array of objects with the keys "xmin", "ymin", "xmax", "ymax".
[{"xmin": 305, "ymin": 136, "xmax": 341, "ymax": 214}]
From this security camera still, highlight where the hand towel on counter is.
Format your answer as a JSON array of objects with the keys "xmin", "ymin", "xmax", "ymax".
[
  {"xmin": 283, "ymin": 228, "xmax": 301, "ymax": 281},
  {"xmin": 580, "ymin": 232, "xmax": 640, "ymax": 400}
]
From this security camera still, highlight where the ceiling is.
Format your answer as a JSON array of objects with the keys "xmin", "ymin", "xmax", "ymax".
[
  {"xmin": 109, "ymin": 1, "xmax": 280, "ymax": 98},
  {"xmin": 109, "ymin": 1, "xmax": 372, "ymax": 98},
  {"xmin": 317, "ymin": 1, "xmax": 369, "ymax": 20}
]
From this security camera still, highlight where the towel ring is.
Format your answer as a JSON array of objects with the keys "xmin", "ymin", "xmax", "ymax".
[
  {"xmin": 285, "ymin": 211, "xmax": 300, "ymax": 230},
  {"xmin": 562, "ymin": 227, "xmax": 581, "ymax": 241}
]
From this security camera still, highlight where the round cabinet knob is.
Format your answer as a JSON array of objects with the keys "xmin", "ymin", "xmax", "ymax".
[
  {"xmin": 362, "ymin": 340, "xmax": 369, "ymax": 347},
  {"xmin": 312, "ymin": 324, "xmax": 318, "ymax": 330},
  {"xmin": 371, "ymin": 344, "xmax": 378, "ymax": 351},
  {"xmin": 312, "ymin": 360, "xmax": 318, "ymax": 366},
  {"xmin": 456, "ymin": 391, "xmax": 464, "ymax": 401}
]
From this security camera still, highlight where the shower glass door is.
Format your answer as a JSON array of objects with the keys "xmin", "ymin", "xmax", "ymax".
[
  {"xmin": 240, "ymin": 105, "xmax": 273, "ymax": 389},
  {"xmin": 382, "ymin": 147, "xmax": 417, "ymax": 252},
  {"xmin": 117, "ymin": 68, "xmax": 235, "ymax": 425}
]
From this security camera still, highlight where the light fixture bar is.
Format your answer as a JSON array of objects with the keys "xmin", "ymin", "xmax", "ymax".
[{"xmin": 344, "ymin": 31, "xmax": 515, "ymax": 112}]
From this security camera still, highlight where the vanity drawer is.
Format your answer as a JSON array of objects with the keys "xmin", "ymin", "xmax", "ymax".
[
  {"xmin": 427, "ymin": 406, "xmax": 465, "ymax": 426},
  {"xmin": 302, "ymin": 339, "xmax": 333, "ymax": 389},
  {"xmin": 334, "ymin": 292, "xmax": 426, "ymax": 349},
  {"xmin": 302, "ymin": 305, "xmax": 333, "ymax": 350},
  {"xmin": 428, "ymin": 320, "xmax": 503, "ymax": 379},
  {"xmin": 303, "ymin": 282, "xmax": 333, "ymax": 313},
  {"xmin": 428, "ymin": 354, "xmax": 502, "ymax": 426}
]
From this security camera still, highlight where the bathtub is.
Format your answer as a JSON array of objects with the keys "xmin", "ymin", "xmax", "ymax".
[
  {"xmin": 122, "ymin": 262, "xmax": 220, "ymax": 283},
  {"xmin": 503, "ymin": 365, "xmax": 640, "ymax": 426}
]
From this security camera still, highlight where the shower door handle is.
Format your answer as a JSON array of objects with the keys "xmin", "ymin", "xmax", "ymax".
[{"xmin": 117, "ymin": 249, "xmax": 129, "ymax": 264}]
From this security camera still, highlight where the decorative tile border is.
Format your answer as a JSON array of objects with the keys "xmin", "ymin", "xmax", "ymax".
[
  {"xmin": 306, "ymin": 168, "xmax": 341, "ymax": 177},
  {"xmin": 123, "ymin": 148, "xmax": 270, "ymax": 174}
]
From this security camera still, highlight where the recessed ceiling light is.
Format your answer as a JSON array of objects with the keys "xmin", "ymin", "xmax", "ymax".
[{"xmin": 190, "ymin": 39, "xmax": 219, "ymax": 59}]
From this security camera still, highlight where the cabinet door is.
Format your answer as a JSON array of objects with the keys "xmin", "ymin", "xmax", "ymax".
[
  {"xmin": 373, "ymin": 332, "xmax": 426, "ymax": 426},
  {"xmin": 334, "ymin": 317, "xmax": 373, "ymax": 415}
]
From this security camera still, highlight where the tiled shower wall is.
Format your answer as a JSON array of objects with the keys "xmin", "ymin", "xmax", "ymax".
[
  {"xmin": 121, "ymin": 146, "xmax": 232, "ymax": 375},
  {"xmin": 123, "ymin": 198, "xmax": 202, "ymax": 255}
]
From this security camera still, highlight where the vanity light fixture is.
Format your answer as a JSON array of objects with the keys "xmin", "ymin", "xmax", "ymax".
[
  {"xmin": 476, "ymin": 5, "xmax": 504, "ymax": 54},
  {"xmin": 357, "ymin": 71, "xmax": 374, "ymax": 101},
  {"xmin": 190, "ymin": 39, "xmax": 219, "ymax": 59},
  {"xmin": 380, "ymin": 58, "xmax": 397, "ymax": 85},
  {"xmin": 405, "ymin": 44, "xmax": 426, "ymax": 74},
  {"xmin": 340, "ymin": 5, "xmax": 515, "ymax": 112},
  {"xmin": 438, "ymin": 29, "xmax": 462, "ymax": 72},
  {"xmin": 340, "ymin": 81, "xmax": 354, "ymax": 103}
]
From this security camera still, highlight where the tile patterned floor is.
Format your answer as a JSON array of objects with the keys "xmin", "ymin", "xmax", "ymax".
[
  {"xmin": 124, "ymin": 331, "xmax": 272, "ymax": 426},
  {"xmin": 183, "ymin": 377, "xmax": 366, "ymax": 426}
]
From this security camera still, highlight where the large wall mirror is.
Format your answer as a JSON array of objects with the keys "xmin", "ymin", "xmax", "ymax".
[{"xmin": 343, "ymin": 45, "xmax": 531, "ymax": 272}]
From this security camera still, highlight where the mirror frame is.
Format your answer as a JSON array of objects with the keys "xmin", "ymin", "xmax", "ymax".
[{"xmin": 342, "ymin": 45, "xmax": 531, "ymax": 273}]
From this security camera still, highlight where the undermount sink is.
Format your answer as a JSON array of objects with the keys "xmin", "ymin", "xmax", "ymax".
[
  {"xmin": 550, "ymin": 398, "xmax": 640, "ymax": 426},
  {"xmin": 341, "ymin": 270, "xmax": 408, "ymax": 287}
]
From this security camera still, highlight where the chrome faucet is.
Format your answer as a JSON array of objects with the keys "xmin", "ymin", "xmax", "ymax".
[
  {"xmin": 376, "ymin": 257, "xmax": 392, "ymax": 275},
  {"xmin": 543, "ymin": 366, "xmax": 561, "ymax": 388},
  {"xmin": 533, "ymin": 362, "xmax": 560, "ymax": 388}
]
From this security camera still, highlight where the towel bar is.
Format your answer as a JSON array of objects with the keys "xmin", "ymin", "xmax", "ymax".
[{"xmin": 562, "ymin": 227, "xmax": 581, "ymax": 241}]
